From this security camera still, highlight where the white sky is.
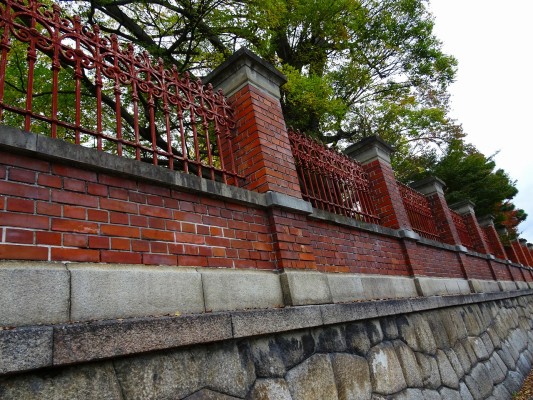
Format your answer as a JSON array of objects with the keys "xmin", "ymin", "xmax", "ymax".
[{"xmin": 429, "ymin": 0, "xmax": 533, "ymax": 243}]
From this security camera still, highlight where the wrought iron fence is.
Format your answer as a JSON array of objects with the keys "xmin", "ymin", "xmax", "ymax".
[
  {"xmin": 450, "ymin": 209, "xmax": 474, "ymax": 249},
  {"xmin": 397, "ymin": 181, "xmax": 440, "ymax": 241},
  {"xmin": 288, "ymin": 129, "xmax": 379, "ymax": 224},
  {"xmin": 0, "ymin": 0, "xmax": 241, "ymax": 184}
]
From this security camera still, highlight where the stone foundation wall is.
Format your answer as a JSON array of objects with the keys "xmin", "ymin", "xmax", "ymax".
[{"xmin": 1, "ymin": 293, "xmax": 533, "ymax": 400}]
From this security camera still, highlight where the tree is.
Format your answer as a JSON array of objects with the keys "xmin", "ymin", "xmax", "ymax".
[
  {"xmin": 404, "ymin": 139, "xmax": 527, "ymax": 235},
  {"xmin": 59, "ymin": 0, "xmax": 460, "ymax": 161}
]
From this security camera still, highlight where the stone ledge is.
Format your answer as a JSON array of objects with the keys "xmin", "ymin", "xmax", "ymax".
[
  {"xmin": 265, "ymin": 191, "xmax": 313, "ymax": 214},
  {"xmin": 308, "ymin": 207, "xmax": 399, "ymax": 238},
  {"xmin": 53, "ymin": 313, "xmax": 233, "ymax": 366},
  {"xmin": 415, "ymin": 276, "xmax": 471, "ymax": 297},
  {"xmin": 2, "ymin": 261, "xmax": 528, "ymax": 330},
  {"xmin": 2, "ymin": 288, "xmax": 532, "ymax": 376}
]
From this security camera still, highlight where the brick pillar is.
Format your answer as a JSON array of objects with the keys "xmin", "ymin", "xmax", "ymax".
[
  {"xmin": 346, "ymin": 136, "xmax": 421, "ymax": 277},
  {"xmin": 450, "ymin": 201, "xmax": 489, "ymax": 254},
  {"xmin": 409, "ymin": 177, "xmax": 469, "ymax": 280},
  {"xmin": 528, "ymin": 244, "xmax": 533, "ymax": 266},
  {"xmin": 205, "ymin": 49, "xmax": 317, "ymax": 272},
  {"xmin": 204, "ymin": 48, "xmax": 302, "ymax": 198},
  {"xmin": 512, "ymin": 240, "xmax": 529, "ymax": 266},
  {"xmin": 519, "ymin": 239, "xmax": 533, "ymax": 266},
  {"xmin": 410, "ymin": 177, "xmax": 462, "ymax": 247},
  {"xmin": 478, "ymin": 215, "xmax": 507, "ymax": 260},
  {"xmin": 505, "ymin": 243, "xmax": 520, "ymax": 264},
  {"xmin": 345, "ymin": 136, "xmax": 411, "ymax": 230},
  {"xmin": 450, "ymin": 201, "xmax": 498, "ymax": 280}
]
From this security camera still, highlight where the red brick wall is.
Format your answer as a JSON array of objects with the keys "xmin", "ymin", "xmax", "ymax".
[
  {"xmin": 482, "ymin": 225, "xmax": 507, "ymax": 260},
  {"xmin": 269, "ymin": 209, "xmax": 316, "ymax": 270},
  {"xmin": 426, "ymin": 193, "xmax": 461, "ymax": 246},
  {"xmin": 464, "ymin": 255, "xmax": 495, "ymax": 280},
  {"xmin": 491, "ymin": 259, "xmax": 513, "ymax": 281},
  {"xmin": 362, "ymin": 160, "xmax": 411, "ymax": 230},
  {"xmin": 0, "ymin": 150, "xmax": 277, "ymax": 269},
  {"xmin": 308, "ymin": 219, "xmax": 409, "ymax": 275},
  {"xmin": 522, "ymin": 244, "xmax": 533, "ymax": 266},
  {"xmin": 511, "ymin": 241, "xmax": 529, "ymax": 266},
  {"xmin": 462, "ymin": 213, "xmax": 489, "ymax": 254},
  {"xmin": 509, "ymin": 265, "xmax": 526, "ymax": 282},
  {"xmin": 406, "ymin": 244, "xmax": 465, "ymax": 278},
  {"xmin": 0, "ymin": 148, "xmax": 524, "ymax": 285}
]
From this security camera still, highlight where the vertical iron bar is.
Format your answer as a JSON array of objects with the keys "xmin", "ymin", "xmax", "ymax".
[
  {"xmin": 112, "ymin": 36, "xmax": 122, "ymax": 156},
  {"xmin": 94, "ymin": 25, "xmax": 103, "ymax": 150},
  {"xmin": 0, "ymin": 0, "xmax": 12, "ymax": 122},
  {"xmin": 214, "ymin": 122, "xmax": 227, "ymax": 184},
  {"xmin": 73, "ymin": 16, "xmax": 83, "ymax": 144},
  {"xmin": 199, "ymin": 94, "xmax": 214, "ymax": 180},
  {"xmin": 50, "ymin": 4, "xmax": 61, "ymax": 138},
  {"xmin": 190, "ymin": 106, "xmax": 201, "ymax": 177},
  {"xmin": 24, "ymin": 5, "xmax": 37, "ymax": 132}
]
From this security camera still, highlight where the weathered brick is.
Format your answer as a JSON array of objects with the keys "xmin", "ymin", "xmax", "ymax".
[
  {"xmin": 51, "ymin": 248, "xmax": 99, "ymax": 262},
  {"xmin": 52, "ymin": 219, "xmax": 98, "ymax": 234},
  {"xmin": 100, "ymin": 198, "xmax": 138, "ymax": 214},
  {"xmin": 101, "ymin": 225, "xmax": 140, "ymax": 238},
  {"xmin": 0, "ymin": 181, "xmax": 49, "ymax": 200},
  {"xmin": 63, "ymin": 178, "xmax": 86, "ymax": 193},
  {"xmin": 63, "ymin": 205, "xmax": 86, "ymax": 220},
  {"xmin": 143, "ymin": 253, "xmax": 177, "ymax": 265},
  {"xmin": 0, "ymin": 244, "xmax": 47, "ymax": 260},
  {"xmin": 63, "ymin": 233, "xmax": 88, "ymax": 247},
  {"xmin": 36, "ymin": 231, "xmax": 61, "ymax": 246},
  {"xmin": 5, "ymin": 228, "xmax": 34, "ymax": 244},
  {"xmin": 7, "ymin": 198, "xmax": 34, "ymax": 213},
  {"xmin": 38, "ymin": 174, "xmax": 62, "ymax": 188},
  {"xmin": 0, "ymin": 212, "xmax": 49, "ymax": 229},
  {"xmin": 51, "ymin": 190, "xmax": 97, "ymax": 207},
  {"xmin": 8, "ymin": 168, "xmax": 36, "ymax": 183},
  {"xmin": 101, "ymin": 250, "xmax": 142, "ymax": 264}
]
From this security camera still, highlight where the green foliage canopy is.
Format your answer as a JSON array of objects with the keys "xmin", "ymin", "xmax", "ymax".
[
  {"xmin": 61, "ymin": 0, "xmax": 461, "ymax": 159},
  {"xmin": 404, "ymin": 140, "xmax": 527, "ymax": 235}
]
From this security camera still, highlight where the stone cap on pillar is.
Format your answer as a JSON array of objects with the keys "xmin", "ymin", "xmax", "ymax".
[
  {"xmin": 497, "ymin": 227, "xmax": 508, "ymax": 236},
  {"xmin": 409, "ymin": 176, "xmax": 446, "ymax": 196},
  {"xmin": 449, "ymin": 200, "xmax": 476, "ymax": 216},
  {"xmin": 477, "ymin": 214, "xmax": 495, "ymax": 228},
  {"xmin": 344, "ymin": 135, "xmax": 394, "ymax": 164},
  {"xmin": 519, "ymin": 238, "xmax": 528, "ymax": 245},
  {"xmin": 203, "ymin": 47, "xmax": 287, "ymax": 99},
  {"xmin": 528, "ymin": 243, "xmax": 533, "ymax": 249}
]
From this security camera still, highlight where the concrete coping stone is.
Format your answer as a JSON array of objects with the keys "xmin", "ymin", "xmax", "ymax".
[
  {"xmin": 203, "ymin": 47, "xmax": 287, "ymax": 99},
  {"xmin": 344, "ymin": 135, "xmax": 395, "ymax": 164},
  {"xmin": 398, "ymin": 229, "xmax": 421, "ymax": 241},
  {"xmin": 417, "ymin": 237, "xmax": 456, "ymax": 251},
  {"xmin": 449, "ymin": 200, "xmax": 476, "ymax": 215},
  {"xmin": 0, "ymin": 126, "xmax": 268, "ymax": 209},
  {"xmin": 455, "ymin": 245, "xmax": 468, "ymax": 253},
  {"xmin": 2, "ymin": 288, "xmax": 533, "ymax": 376},
  {"xmin": 265, "ymin": 191, "xmax": 313, "ymax": 214},
  {"xmin": 464, "ymin": 249, "xmax": 495, "ymax": 260},
  {"xmin": 409, "ymin": 176, "xmax": 446, "ymax": 196},
  {"xmin": 308, "ymin": 207, "xmax": 399, "ymax": 238},
  {"xmin": 477, "ymin": 214, "xmax": 495, "ymax": 227}
]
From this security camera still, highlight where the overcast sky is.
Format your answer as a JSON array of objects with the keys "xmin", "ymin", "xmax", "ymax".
[{"xmin": 428, "ymin": 0, "xmax": 533, "ymax": 243}]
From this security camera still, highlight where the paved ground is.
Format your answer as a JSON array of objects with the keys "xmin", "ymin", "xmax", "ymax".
[{"xmin": 514, "ymin": 368, "xmax": 533, "ymax": 399}]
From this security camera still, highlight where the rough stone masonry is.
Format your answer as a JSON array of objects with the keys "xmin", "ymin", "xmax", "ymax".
[{"xmin": 1, "ymin": 294, "xmax": 533, "ymax": 399}]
